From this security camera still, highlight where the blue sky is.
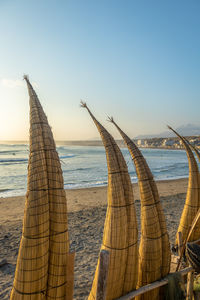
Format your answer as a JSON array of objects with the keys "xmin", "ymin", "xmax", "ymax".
[{"xmin": 0, "ymin": 0, "xmax": 199, "ymax": 140}]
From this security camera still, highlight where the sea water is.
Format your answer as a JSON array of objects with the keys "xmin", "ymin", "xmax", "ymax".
[{"xmin": 0, "ymin": 143, "xmax": 199, "ymax": 198}]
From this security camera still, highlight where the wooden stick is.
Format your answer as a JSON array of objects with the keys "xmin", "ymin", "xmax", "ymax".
[
  {"xmin": 115, "ymin": 267, "xmax": 193, "ymax": 300},
  {"xmin": 96, "ymin": 250, "xmax": 110, "ymax": 300},
  {"xmin": 66, "ymin": 252, "xmax": 75, "ymax": 300},
  {"xmin": 178, "ymin": 232, "xmax": 183, "ymax": 257},
  {"xmin": 186, "ymin": 270, "xmax": 194, "ymax": 300}
]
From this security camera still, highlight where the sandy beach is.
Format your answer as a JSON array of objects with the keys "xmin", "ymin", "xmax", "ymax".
[{"xmin": 0, "ymin": 177, "xmax": 188, "ymax": 299}]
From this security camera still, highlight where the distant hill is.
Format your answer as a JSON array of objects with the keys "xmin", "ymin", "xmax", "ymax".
[{"xmin": 135, "ymin": 124, "xmax": 200, "ymax": 139}]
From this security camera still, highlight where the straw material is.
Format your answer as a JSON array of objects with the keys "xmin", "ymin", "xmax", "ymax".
[
  {"xmin": 184, "ymin": 137, "xmax": 200, "ymax": 164},
  {"xmin": 192, "ymin": 146, "xmax": 200, "ymax": 163},
  {"xmin": 109, "ymin": 117, "xmax": 171, "ymax": 299},
  {"xmin": 81, "ymin": 102, "xmax": 138, "ymax": 300},
  {"xmin": 168, "ymin": 126, "xmax": 200, "ymax": 244},
  {"xmin": 184, "ymin": 139, "xmax": 200, "ymax": 232},
  {"xmin": 10, "ymin": 76, "xmax": 73, "ymax": 300}
]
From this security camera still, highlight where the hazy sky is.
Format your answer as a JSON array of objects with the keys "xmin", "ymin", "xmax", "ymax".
[{"xmin": 0, "ymin": 0, "xmax": 199, "ymax": 141}]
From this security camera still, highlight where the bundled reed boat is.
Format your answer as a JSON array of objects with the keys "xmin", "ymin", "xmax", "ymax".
[
  {"xmin": 168, "ymin": 126, "xmax": 200, "ymax": 244},
  {"xmin": 81, "ymin": 102, "xmax": 138, "ymax": 300},
  {"xmin": 10, "ymin": 76, "xmax": 74, "ymax": 300},
  {"xmin": 109, "ymin": 117, "xmax": 170, "ymax": 299}
]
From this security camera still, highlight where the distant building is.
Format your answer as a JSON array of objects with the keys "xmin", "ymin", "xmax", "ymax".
[
  {"xmin": 137, "ymin": 139, "xmax": 146, "ymax": 146},
  {"xmin": 134, "ymin": 135, "xmax": 200, "ymax": 149},
  {"xmin": 162, "ymin": 139, "xmax": 175, "ymax": 147}
]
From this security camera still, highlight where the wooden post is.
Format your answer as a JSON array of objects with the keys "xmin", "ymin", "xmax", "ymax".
[
  {"xmin": 178, "ymin": 232, "xmax": 183, "ymax": 257},
  {"xmin": 96, "ymin": 250, "xmax": 110, "ymax": 300},
  {"xmin": 66, "ymin": 252, "xmax": 75, "ymax": 300},
  {"xmin": 115, "ymin": 267, "xmax": 193, "ymax": 300},
  {"xmin": 186, "ymin": 270, "xmax": 194, "ymax": 300}
]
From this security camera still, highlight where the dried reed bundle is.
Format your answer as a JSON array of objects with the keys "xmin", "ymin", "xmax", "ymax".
[
  {"xmin": 168, "ymin": 126, "xmax": 200, "ymax": 243},
  {"xmin": 192, "ymin": 146, "xmax": 200, "ymax": 163},
  {"xmin": 183, "ymin": 139, "xmax": 200, "ymax": 202},
  {"xmin": 81, "ymin": 102, "xmax": 138, "ymax": 299},
  {"xmin": 10, "ymin": 76, "xmax": 73, "ymax": 300},
  {"xmin": 109, "ymin": 117, "xmax": 171, "ymax": 299},
  {"xmin": 184, "ymin": 137, "xmax": 200, "ymax": 164},
  {"xmin": 193, "ymin": 147, "xmax": 200, "ymax": 163}
]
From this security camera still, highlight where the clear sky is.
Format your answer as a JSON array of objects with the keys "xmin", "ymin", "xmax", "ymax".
[{"xmin": 0, "ymin": 0, "xmax": 199, "ymax": 141}]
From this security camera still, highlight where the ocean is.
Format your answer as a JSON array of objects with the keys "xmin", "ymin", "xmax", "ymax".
[{"xmin": 0, "ymin": 143, "xmax": 198, "ymax": 198}]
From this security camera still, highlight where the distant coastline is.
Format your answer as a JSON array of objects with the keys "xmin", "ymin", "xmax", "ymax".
[
  {"xmin": 51, "ymin": 135, "xmax": 200, "ymax": 150},
  {"xmin": 0, "ymin": 135, "xmax": 200, "ymax": 150}
]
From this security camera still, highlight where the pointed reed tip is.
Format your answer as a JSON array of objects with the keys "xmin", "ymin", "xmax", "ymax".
[
  {"xmin": 167, "ymin": 125, "xmax": 182, "ymax": 139},
  {"xmin": 23, "ymin": 74, "xmax": 29, "ymax": 81},
  {"xmin": 80, "ymin": 100, "xmax": 87, "ymax": 108},
  {"xmin": 167, "ymin": 125, "xmax": 173, "ymax": 131},
  {"xmin": 107, "ymin": 116, "xmax": 114, "ymax": 123}
]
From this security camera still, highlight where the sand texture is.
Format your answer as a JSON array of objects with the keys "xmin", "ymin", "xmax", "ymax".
[{"xmin": 0, "ymin": 178, "xmax": 188, "ymax": 299}]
